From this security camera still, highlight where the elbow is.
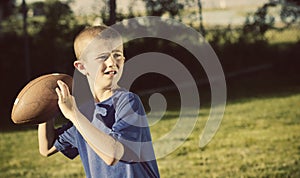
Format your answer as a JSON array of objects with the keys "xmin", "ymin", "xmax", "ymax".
[
  {"xmin": 104, "ymin": 152, "xmax": 123, "ymax": 166},
  {"xmin": 39, "ymin": 149, "xmax": 50, "ymax": 157},
  {"xmin": 39, "ymin": 144, "xmax": 49, "ymax": 157},
  {"xmin": 105, "ymin": 158, "xmax": 119, "ymax": 166},
  {"xmin": 39, "ymin": 146, "xmax": 56, "ymax": 157},
  {"xmin": 104, "ymin": 143, "xmax": 124, "ymax": 166}
]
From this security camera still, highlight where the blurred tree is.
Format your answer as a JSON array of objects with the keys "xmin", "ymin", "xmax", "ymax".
[
  {"xmin": 155, "ymin": 0, "xmax": 206, "ymax": 36},
  {"xmin": 0, "ymin": 0, "xmax": 15, "ymax": 32},
  {"xmin": 285, "ymin": 0, "xmax": 300, "ymax": 5},
  {"xmin": 242, "ymin": 2, "xmax": 275, "ymax": 42},
  {"xmin": 32, "ymin": 0, "xmax": 83, "ymax": 74},
  {"xmin": 143, "ymin": 0, "xmax": 184, "ymax": 19},
  {"xmin": 280, "ymin": 0, "xmax": 300, "ymax": 25},
  {"xmin": 30, "ymin": 1, "xmax": 45, "ymax": 16},
  {"xmin": 197, "ymin": 0, "xmax": 205, "ymax": 37},
  {"xmin": 243, "ymin": 0, "xmax": 300, "ymax": 42},
  {"xmin": 0, "ymin": 0, "xmax": 15, "ymax": 19},
  {"xmin": 41, "ymin": 0, "xmax": 73, "ymax": 33},
  {"xmin": 21, "ymin": 0, "xmax": 30, "ymax": 80},
  {"xmin": 107, "ymin": 0, "xmax": 116, "ymax": 25},
  {"xmin": 100, "ymin": 0, "xmax": 136, "ymax": 25}
]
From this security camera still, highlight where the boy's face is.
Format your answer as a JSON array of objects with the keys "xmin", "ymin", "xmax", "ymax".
[{"xmin": 75, "ymin": 37, "xmax": 125, "ymax": 94}]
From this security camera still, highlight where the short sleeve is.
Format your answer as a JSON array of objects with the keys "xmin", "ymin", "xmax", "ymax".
[
  {"xmin": 54, "ymin": 122, "xmax": 79, "ymax": 159},
  {"xmin": 110, "ymin": 93, "xmax": 154, "ymax": 162}
]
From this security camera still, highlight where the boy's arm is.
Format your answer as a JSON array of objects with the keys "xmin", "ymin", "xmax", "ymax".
[
  {"xmin": 55, "ymin": 80, "xmax": 124, "ymax": 166},
  {"xmin": 38, "ymin": 119, "xmax": 58, "ymax": 157},
  {"xmin": 71, "ymin": 110, "xmax": 124, "ymax": 165}
]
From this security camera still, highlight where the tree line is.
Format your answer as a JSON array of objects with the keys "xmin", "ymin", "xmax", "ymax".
[{"xmin": 0, "ymin": 0, "xmax": 299, "ymax": 129}]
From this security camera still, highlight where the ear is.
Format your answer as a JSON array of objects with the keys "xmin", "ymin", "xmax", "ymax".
[{"xmin": 74, "ymin": 60, "xmax": 88, "ymax": 76}]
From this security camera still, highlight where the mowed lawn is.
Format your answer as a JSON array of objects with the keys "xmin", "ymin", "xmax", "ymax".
[{"xmin": 1, "ymin": 90, "xmax": 300, "ymax": 177}]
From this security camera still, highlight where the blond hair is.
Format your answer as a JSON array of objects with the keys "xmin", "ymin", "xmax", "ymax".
[{"xmin": 74, "ymin": 25, "xmax": 121, "ymax": 60}]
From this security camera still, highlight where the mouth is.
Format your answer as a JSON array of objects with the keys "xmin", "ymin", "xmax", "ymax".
[{"xmin": 103, "ymin": 70, "xmax": 117, "ymax": 75}]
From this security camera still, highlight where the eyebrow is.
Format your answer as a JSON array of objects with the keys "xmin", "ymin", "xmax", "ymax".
[
  {"xmin": 98, "ymin": 50, "xmax": 123, "ymax": 55},
  {"xmin": 94, "ymin": 50, "xmax": 123, "ymax": 60},
  {"xmin": 112, "ymin": 49, "xmax": 123, "ymax": 53}
]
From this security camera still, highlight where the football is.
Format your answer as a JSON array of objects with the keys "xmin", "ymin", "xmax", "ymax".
[{"xmin": 11, "ymin": 73, "xmax": 73, "ymax": 125}]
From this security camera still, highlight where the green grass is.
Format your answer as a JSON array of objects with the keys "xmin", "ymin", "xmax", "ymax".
[
  {"xmin": 1, "ymin": 92, "xmax": 300, "ymax": 177},
  {"xmin": 1, "ymin": 71, "xmax": 300, "ymax": 177},
  {"xmin": 156, "ymin": 93, "xmax": 300, "ymax": 177},
  {"xmin": 0, "ymin": 129, "xmax": 85, "ymax": 177}
]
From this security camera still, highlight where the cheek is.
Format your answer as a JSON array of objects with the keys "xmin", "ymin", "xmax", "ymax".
[
  {"xmin": 117, "ymin": 60, "xmax": 124, "ymax": 68},
  {"xmin": 95, "ymin": 64, "xmax": 105, "ymax": 77},
  {"xmin": 116, "ymin": 62, "xmax": 124, "ymax": 79},
  {"xmin": 87, "ymin": 63, "xmax": 104, "ymax": 78}
]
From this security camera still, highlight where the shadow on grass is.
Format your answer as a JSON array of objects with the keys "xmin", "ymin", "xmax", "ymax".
[{"xmin": 226, "ymin": 69, "xmax": 300, "ymax": 104}]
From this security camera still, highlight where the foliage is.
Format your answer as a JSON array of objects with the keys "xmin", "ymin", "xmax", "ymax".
[
  {"xmin": 286, "ymin": 0, "xmax": 300, "ymax": 5},
  {"xmin": 19, "ymin": 0, "xmax": 84, "ymax": 77},
  {"xmin": 143, "ymin": 0, "xmax": 184, "ymax": 18},
  {"xmin": 0, "ymin": 0, "xmax": 15, "ymax": 20},
  {"xmin": 242, "ymin": 0, "xmax": 300, "ymax": 41},
  {"xmin": 100, "ymin": 0, "xmax": 140, "ymax": 26}
]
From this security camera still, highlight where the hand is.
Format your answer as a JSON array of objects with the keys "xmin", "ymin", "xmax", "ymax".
[{"xmin": 55, "ymin": 80, "xmax": 78, "ymax": 121}]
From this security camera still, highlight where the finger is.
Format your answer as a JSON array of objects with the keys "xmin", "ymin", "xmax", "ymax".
[
  {"xmin": 61, "ymin": 80, "xmax": 70, "ymax": 96},
  {"xmin": 55, "ymin": 87, "xmax": 63, "ymax": 103},
  {"xmin": 57, "ymin": 80, "xmax": 70, "ymax": 98},
  {"xmin": 57, "ymin": 80, "xmax": 65, "ymax": 99}
]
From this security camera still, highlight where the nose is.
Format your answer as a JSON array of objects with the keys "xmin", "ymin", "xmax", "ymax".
[{"xmin": 106, "ymin": 54, "xmax": 117, "ymax": 68}]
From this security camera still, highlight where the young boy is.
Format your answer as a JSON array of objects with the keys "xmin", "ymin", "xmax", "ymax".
[{"xmin": 38, "ymin": 25, "xmax": 160, "ymax": 178}]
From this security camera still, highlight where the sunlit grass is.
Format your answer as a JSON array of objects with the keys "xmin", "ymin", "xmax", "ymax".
[
  {"xmin": 155, "ymin": 93, "xmax": 300, "ymax": 177},
  {"xmin": 1, "ymin": 92, "xmax": 300, "ymax": 177},
  {"xmin": 0, "ymin": 130, "xmax": 85, "ymax": 177}
]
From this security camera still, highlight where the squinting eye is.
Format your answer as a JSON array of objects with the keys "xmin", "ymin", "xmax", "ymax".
[
  {"xmin": 97, "ymin": 54, "xmax": 109, "ymax": 61},
  {"xmin": 113, "ymin": 53, "xmax": 123, "ymax": 60}
]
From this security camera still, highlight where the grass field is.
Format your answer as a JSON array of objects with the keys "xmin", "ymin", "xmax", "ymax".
[
  {"xmin": 1, "ymin": 71, "xmax": 300, "ymax": 177},
  {"xmin": 157, "ymin": 94, "xmax": 300, "ymax": 177}
]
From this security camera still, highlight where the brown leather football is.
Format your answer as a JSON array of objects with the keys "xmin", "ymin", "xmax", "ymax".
[{"xmin": 11, "ymin": 73, "xmax": 73, "ymax": 125}]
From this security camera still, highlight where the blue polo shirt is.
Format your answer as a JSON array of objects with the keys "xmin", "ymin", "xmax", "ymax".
[{"xmin": 54, "ymin": 88, "xmax": 160, "ymax": 178}]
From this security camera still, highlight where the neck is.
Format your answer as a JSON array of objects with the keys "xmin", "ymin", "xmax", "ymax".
[{"xmin": 94, "ymin": 85, "xmax": 119, "ymax": 103}]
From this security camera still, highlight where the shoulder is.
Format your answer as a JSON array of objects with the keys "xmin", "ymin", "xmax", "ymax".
[
  {"xmin": 114, "ymin": 88, "xmax": 141, "ymax": 104},
  {"xmin": 113, "ymin": 88, "xmax": 145, "ymax": 115}
]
